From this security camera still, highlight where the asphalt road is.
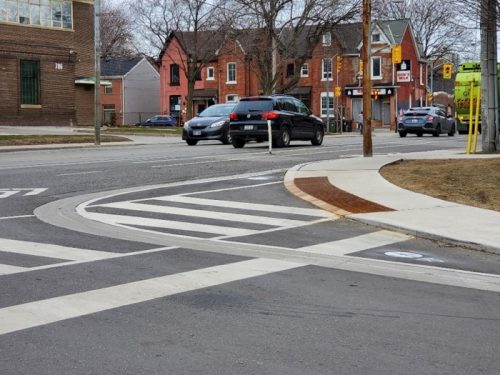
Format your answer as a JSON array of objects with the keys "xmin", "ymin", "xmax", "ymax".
[{"xmin": 1, "ymin": 132, "xmax": 499, "ymax": 374}]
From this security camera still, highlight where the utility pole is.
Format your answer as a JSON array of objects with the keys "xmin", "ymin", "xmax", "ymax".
[
  {"xmin": 94, "ymin": 0, "xmax": 101, "ymax": 145},
  {"xmin": 480, "ymin": 0, "xmax": 498, "ymax": 152},
  {"xmin": 362, "ymin": 0, "xmax": 372, "ymax": 157}
]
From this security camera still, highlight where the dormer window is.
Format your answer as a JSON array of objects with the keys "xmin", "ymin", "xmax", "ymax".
[{"xmin": 322, "ymin": 32, "xmax": 331, "ymax": 46}]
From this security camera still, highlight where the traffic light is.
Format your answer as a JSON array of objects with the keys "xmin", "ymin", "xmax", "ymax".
[
  {"xmin": 334, "ymin": 86, "xmax": 342, "ymax": 97},
  {"xmin": 391, "ymin": 45, "xmax": 402, "ymax": 64},
  {"xmin": 443, "ymin": 64, "xmax": 453, "ymax": 79},
  {"xmin": 336, "ymin": 55, "xmax": 342, "ymax": 72}
]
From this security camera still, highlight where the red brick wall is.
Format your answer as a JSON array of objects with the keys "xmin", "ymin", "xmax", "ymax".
[
  {"xmin": 0, "ymin": 1, "xmax": 94, "ymax": 126},
  {"xmin": 100, "ymin": 78, "xmax": 123, "ymax": 125}
]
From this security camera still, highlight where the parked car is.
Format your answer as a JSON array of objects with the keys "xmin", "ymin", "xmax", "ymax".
[
  {"xmin": 398, "ymin": 107, "xmax": 455, "ymax": 137},
  {"xmin": 141, "ymin": 115, "xmax": 178, "ymax": 127},
  {"xmin": 228, "ymin": 95, "xmax": 325, "ymax": 148},
  {"xmin": 182, "ymin": 104, "xmax": 236, "ymax": 145}
]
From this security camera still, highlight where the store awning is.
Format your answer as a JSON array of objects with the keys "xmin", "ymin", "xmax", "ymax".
[
  {"xmin": 75, "ymin": 77, "xmax": 112, "ymax": 86},
  {"xmin": 193, "ymin": 88, "xmax": 218, "ymax": 100},
  {"xmin": 286, "ymin": 86, "xmax": 312, "ymax": 96}
]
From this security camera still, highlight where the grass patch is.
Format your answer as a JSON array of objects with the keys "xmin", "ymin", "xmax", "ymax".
[
  {"xmin": 102, "ymin": 126, "xmax": 182, "ymax": 136},
  {"xmin": 0, "ymin": 134, "xmax": 130, "ymax": 146},
  {"xmin": 380, "ymin": 158, "xmax": 500, "ymax": 212}
]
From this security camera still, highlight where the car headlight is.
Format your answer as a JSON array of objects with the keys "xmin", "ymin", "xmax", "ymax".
[
  {"xmin": 210, "ymin": 120, "xmax": 226, "ymax": 128},
  {"xmin": 183, "ymin": 121, "xmax": 190, "ymax": 129}
]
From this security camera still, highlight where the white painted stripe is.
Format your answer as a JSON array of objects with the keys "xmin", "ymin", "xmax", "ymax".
[
  {"xmin": 85, "ymin": 212, "xmax": 259, "ymax": 237},
  {"xmin": 0, "ymin": 258, "xmax": 303, "ymax": 336},
  {"xmin": 0, "ymin": 215, "xmax": 35, "ymax": 221},
  {"xmin": 0, "ymin": 264, "xmax": 27, "ymax": 275},
  {"xmin": 298, "ymin": 230, "xmax": 412, "ymax": 256},
  {"xmin": 154, "ymin": 196, "xmax": 333, "ymax": 218},
  {"xmin": 22, "ymin": 188, "xmax": 48, "ymax": 196},
  {"xmin": 98, "ymin": 201, "xmax": 309, "ymax": 227},
  {"xmin": 58, "ymin": 171, "xmax": 102, "ymax": 177},
  {"xmin": 0, "ymin": 239, "xmax": 116, "ymax": 261}
]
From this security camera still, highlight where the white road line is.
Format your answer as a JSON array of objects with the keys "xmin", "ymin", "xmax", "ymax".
[
  {"xmin": 0, "ymin": 264, "xmax": 27, "ymax": 275},
  {"xmin": 154, "ymin": 196, "xmax": 333, "ymax": 218},
  {"xmin": 0, "ymin": 215, "xmax": 35, "ymax": 221},
  {"xmin": 85, "ymin": 212, "xmax": 259, "ymax": 237},
  {"xmin": 0, "ymin": 258, "xmax": 303, "ymax": 336},
  {"xmin": 297, "ymin": 230, "xmax": 412, "ymax": 256},
  {"xmin": 57, "ymin": 171, "xmax": 102, "ymax": 177},
  {"xmin": 97, "ymin": 201, "xmax": 309, "ymax": 227},
  {"xmin": 0, "ymin": 239, "xmax": 117, "ymax": 261}
]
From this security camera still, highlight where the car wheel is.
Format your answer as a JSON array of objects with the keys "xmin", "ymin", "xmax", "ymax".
[
  {"xmin": 311, "ymin": 126, "xmax": 324, "ymax": 146},
  {"xmin": 221, "ymin": 131, "xmax": 232, "ymax": 145},
  {"xmin": 417, "ymin": 131, "xmax": 423, "ymax": 137},
  {"xmin": 275, "ymin": 126, "xmax": 290, "ymax": 148},
  {"xmin": 186, "ymin": 139, "xmax": 198, "ymax": 146},
  {"xmin": 399, "ymin": 131, "xmax": 407, "ymax": 138},
  {"xmin": 448, "ymin": 123, "xmax": 456, "ymax": 136},
  {"xmin": 232, "ymin": 137, "xmax": 245, "ymax": 148},
  {"xmin": 433, "ymin": 125, "xmax": 440, "ymax": 137}
]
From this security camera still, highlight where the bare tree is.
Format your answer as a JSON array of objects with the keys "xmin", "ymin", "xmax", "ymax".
[
  {"xmin": 100, "ymin": 0, "xmax": 135, "ymax": 57},
  {"xmin": 231, "ymin": 0, "xmax": 359, "ymax": 94},
  {"xmin": 132, "ymin": 0, "xmax": 232, "ymax": 119},
  {"xmin": 373, "ymin": 0, "xmax": 476, "ymax": 61}
]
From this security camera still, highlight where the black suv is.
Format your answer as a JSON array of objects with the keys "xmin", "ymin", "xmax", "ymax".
[{"xmin": 228, "ymin": 95, "xmax": 325, "ymax": 148}]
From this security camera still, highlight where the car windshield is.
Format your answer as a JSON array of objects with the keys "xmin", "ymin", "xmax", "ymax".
[{"xmin": 199, "ymin": 105, "xmax": 234, "ymax": 117}]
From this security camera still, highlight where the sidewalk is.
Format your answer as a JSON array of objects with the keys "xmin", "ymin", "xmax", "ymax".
[{"xmin": 285, "ymin": 149, "xmax": 500, "ymax": 255}]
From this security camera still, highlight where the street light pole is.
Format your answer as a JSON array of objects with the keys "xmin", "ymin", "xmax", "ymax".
[
  {"xmin": 94, "ymin": 0, "xmax": 101, "ymax": 145},
  {"xmin": 362, "ymin": 0, "xmax": 372, "ymax": 157}
]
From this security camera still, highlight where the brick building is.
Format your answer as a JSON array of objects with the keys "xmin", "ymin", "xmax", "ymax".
[
  {"xmin": 159, "ymin": 19, "xmax": 426, "ymax": 130},
  {"xmin": 0, "ymin": 0, "xmax": 95, "ymax": 126}
]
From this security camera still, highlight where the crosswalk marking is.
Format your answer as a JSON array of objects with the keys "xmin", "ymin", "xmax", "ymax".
[
  {"xmin": 0, "ymin": 238, "xmax": 117, "ymax": 261},
  {"xmin": 85, "ymin": 212, "xmax": 260, "ymax": 237},
  {"xmin": 0, "ymin": 263, "xmax": 27, "ymax": 275},
  {"xmin": 98, "ymin": 201, "xmax": 310, "ymax": 227},
  {"xmin": 297, "ymin": 230, "xmax": 412, "ymax": 256},
  {"xmin": 153, "ymin": 196, "xmax": 334, "ymax": 218},
  {"xmin": 0, "ymin": 258, "xmax": 303, "ymax": 336}
]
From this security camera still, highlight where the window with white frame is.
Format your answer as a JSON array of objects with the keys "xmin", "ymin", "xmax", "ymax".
[
  {"xmin": 0, "ymin": 0, "xmax": 73, "ymax": 29},
  {"xmin": 372, "ymin": 33, "xmax": 381, "ymax": 42},
  {"xmin": 227, "ymin": 62, "xmax": 237, "ymax": 83},
  {"xmin": 371, "ymin": 56, "xmax": 382, "ymax": 79},
  {"xmin": 206, "ymin": 66, "xmax": 215, "ymax": 80},
  {"xmin": 104, "ymin": 85, "xmax": 112, "ymax": 94},
  {"xmin": 300, "ymin": 64, "xmax": 309, "ymax": 77},
  {"xmin": 322, "ymin": 58, "xmax": 332, "ymax": 80},
  {"xmin": 226, "ymin": 94, "xmax": 239, "ymax": 102},
  {"xmin": 322, "ymin": 32, "xmax": 331, "ymax": 46},
  {"xmin": 320, "ymin": 92, "xmax": 334, "ymax": 116}
]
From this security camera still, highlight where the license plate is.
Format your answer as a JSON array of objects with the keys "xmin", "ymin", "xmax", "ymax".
[
  {"xmin": 244, "ymin": 125, "xmax": 254, "ymax": 130},
  {"xmin": 410, "ymin": 119, "xmax": 418, "ymax": 123},
  {"xmin": 193, "ymin": 130, "xmax": 202, "ymax": 135}
]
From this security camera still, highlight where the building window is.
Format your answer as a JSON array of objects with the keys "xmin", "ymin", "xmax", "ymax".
[
  {"xmin": 320, "ymin": 92, "xmax": 334, "ymax": 117},
  {"xmin": 226, "ymin": 94, "xmax": 239, "ymax": 102},
  {"xmin": 300, "ymin": 64, "xmax": 309, "ymax": 77},
  {"xmin": 104, "ymin": 85, "xmax": 112, "ymax": 94},
  {"xmin": 20, "ymin": 60, "xmax": 40, "ymax": 105},
  {"xmin": 286, "ymin": 63, "xmax": 294, "ymax": 77},
  {"xmin": 170, "ymin": 64, "xmax": 180, "ymax": 85},
  {"xmin": 371, "ymin": 56, "xmax": 382, "ymax": 79},
  {"xmin": 0, "ymin": 0, "xmax": 73, "ymax": 29},
  {"xmin": 322, "ymin": 32, "xmax": 331, "ymax": 46},
  {"xmin": 195, "ymin": 69, "xmax": 201, "ymax": 81},
  {"xmin": 227, "ymin": 62, "xmax": 236, "ymax": 83},
  {"xmin": 206, "ymin": 67, "xmax": 215, "ymax": 80},
  {"xmin": 372, "ymin": 33, "xmax": 381, "ymax": 42},
  {"xmin": 322, "ymin": 58, "xmax": 332, "ymax": 80}
]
